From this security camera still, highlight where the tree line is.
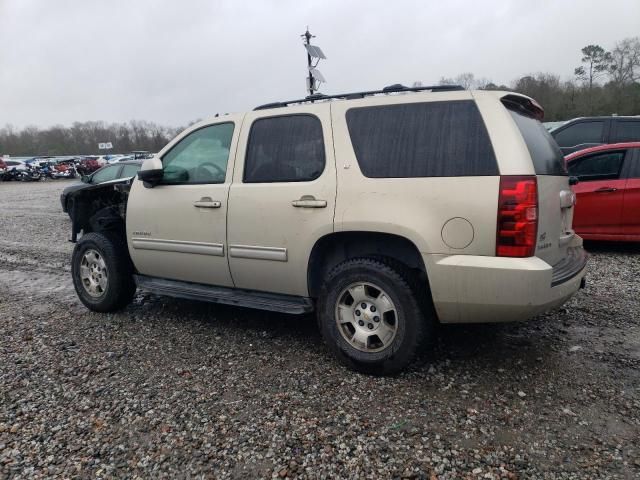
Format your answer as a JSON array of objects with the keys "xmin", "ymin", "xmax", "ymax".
[
  {"xmin": 0, "ymin": 120, "xmax": 183, "ymax": 157},
  {"xmin": 2, "ymin": 37, "xmax": 639, "ymax": 156},
  {"xmin": 434, "ymin": 37, "xmax": 640, "ymax": 121}
]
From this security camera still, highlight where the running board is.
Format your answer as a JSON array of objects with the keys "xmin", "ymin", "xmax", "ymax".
[{"xmin": 134, "ymin": 275, "xmax": 314, "ymax": 315}]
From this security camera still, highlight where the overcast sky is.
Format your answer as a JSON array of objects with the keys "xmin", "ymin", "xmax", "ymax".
[{"xmin": 1, "ymin": 0, "xmax": 638, "ymax": 128}]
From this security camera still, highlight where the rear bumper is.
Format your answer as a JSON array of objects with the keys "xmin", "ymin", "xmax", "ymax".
[{"xmin": 424, "ymin": 247, "xmax": 587, "ymax": 324}]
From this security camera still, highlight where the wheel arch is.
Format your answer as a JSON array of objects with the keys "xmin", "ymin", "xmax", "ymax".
[
  {"xmin": 307, "ymin": 231, "xmax": 431, "ymax": 299},
  {"xmin": 68, "ymin": 181, "xmax": 131, "ymax": 243}
]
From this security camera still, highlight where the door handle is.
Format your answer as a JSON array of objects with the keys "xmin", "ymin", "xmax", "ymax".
[
  {"xmin": 595, "ymin": 187, "xmax": 617, "ymax": 193},
  {"xmin": 194, "ymin": 197, "xmax": 221, "ymax": 208},
  {"xmin": 291, "ymin": 195, "xmax": 327, "ymax": 208}
]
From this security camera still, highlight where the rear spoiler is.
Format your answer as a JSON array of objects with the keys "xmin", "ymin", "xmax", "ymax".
[{"xmin": 501, "ymin": 94, "xmax": 544, "ymax": 121}]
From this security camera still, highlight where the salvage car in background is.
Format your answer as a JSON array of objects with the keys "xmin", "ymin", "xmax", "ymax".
[
  {"xmin": 566, "ymin": 142, "xmax": 640, "ymax": 241},
  {"xmin": 51, "ymin": 158, "xmax": 79, "ymax": 179},
  {"xmin": 60, "ymin": 160, "xmax": 142, "ymax": 214},
  {"xmin": 76, "ymin": 157, "xmax": 102, "ymax": 176},
  {"xmin": 551, "ymin": 116, "xmax": 640, "ymax": 155}
]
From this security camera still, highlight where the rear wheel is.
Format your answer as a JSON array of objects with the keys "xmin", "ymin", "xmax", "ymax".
[
  {"xmin": 72, "ymin": 232, "xmax": 136, "ymax": 312},
  {"xmin": 318, "ymin": 257, "xmax": 432, "ymax": 375}
]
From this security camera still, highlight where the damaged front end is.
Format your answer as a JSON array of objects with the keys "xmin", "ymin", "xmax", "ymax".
[{"xmin": 68, "ymin": 179, "xmax": 133, "ymax": 243}]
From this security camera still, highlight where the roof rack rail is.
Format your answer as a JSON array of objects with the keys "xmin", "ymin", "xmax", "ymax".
[{"xmin": 254, "ymin": 84, "xmax": 465, "ymax": 110}]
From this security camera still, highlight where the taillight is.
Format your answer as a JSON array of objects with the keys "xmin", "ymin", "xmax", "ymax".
[{"xmin": 496, "ymin": 175, "xmax": 538, "ymax": 257}]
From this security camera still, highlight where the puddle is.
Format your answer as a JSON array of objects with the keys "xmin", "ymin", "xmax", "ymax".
[{"xmin": 0, "ymin": 268, "xmax": 75, "ymax": 299}]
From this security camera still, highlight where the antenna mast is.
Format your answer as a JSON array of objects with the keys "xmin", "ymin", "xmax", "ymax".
[{"xmin": 301, "ymin": 27, "xmax": 326, "ymax": 96}]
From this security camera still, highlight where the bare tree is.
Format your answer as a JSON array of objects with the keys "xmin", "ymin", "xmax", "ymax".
[
  {"xmin": 457, "ymin": 72, "xmax": 475, "ymax": 89},
  {"xmin": 574, "ymin": 45, "xmax": 612, "ymax": 89},
  {"xmin": 608, "ymin": 37, "xmax": 640, "ymax": 86},
  {"xmin": 574, "ymin": 44, "xmax": 612, "ymax": 113},
  {"xmin": 438, "ymin": 72, "xmax": 476, "ymax": 89}
]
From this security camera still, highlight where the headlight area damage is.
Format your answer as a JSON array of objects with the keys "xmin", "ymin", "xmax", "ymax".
[{"xmin": 68, "ymin": 179, "xmax": 132, "ymax": 243}]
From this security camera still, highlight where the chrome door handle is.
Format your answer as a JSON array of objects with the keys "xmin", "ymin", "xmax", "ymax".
[
  {"xmin": 292, "ymin": 195, "xmax": 327, "ymax": 208},
  {"xmin": 194, "ymin": 197, "xmax": 221, "ymax": 208},
  {"xmin": 595, "ymin": 187, "xmax": 617, "ymax": 193}
]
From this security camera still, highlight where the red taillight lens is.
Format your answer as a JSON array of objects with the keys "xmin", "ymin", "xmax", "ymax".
[{"xmin": 496, "ymin": 175, "xmax": 538, "ymax": 257}]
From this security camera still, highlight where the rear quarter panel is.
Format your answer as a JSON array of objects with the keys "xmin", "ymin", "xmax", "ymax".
[{"xmin": 330, "ymin": 91, "xmax": 501, "ymax": 257}]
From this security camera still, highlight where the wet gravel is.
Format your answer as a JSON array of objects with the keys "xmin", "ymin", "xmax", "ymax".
[{"xmin": 0, "ymin": 180, "xmax": 639, "ymax": 479}]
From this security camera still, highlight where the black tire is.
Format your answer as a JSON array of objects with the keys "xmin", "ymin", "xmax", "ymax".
[
  {"xmin": 317, "ymin": 257, "xmax": 433, "ymax": 375},
  {"xmin": 71, "ymin": 232, "xmax": 136, "ymax": 312}
]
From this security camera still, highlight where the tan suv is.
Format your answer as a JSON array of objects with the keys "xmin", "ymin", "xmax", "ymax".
[{"xmin": 67, "ymin": 85, "xmax": 587, "ymax": 374}]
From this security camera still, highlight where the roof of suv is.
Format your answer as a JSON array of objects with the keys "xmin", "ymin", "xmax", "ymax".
[
  {"xmin": 252, "ymin": 85, "xmax": 539, "ymax": 116},
  {"xmin": 254, "ymin": 84, "xmax": 466, "ymax": 110}
]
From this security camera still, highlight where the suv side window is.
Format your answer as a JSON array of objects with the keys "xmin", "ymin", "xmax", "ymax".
[
  {"xmin": 554, "ymin": 121, "xmax": 604, "ymax": 148},
  {"xmin": 614, "ymin": 120, "xmax": 640, "ymax": 143},
  {"xmin": 120, "ymin": 164, "xmax": 140, "ymax": 178},
  {"xmin": 162, "ymin": 123, "xmax": 234, "ymax": 185},
  {"xmin": 567, "ymin": 151, "xmax": 625, "ymax": 181},
  {"xmin": 244, "ymin": 115, "xmax": 325, "ymax": 183},
  {"xmin": 345, "ymin": 100, "xmax": 498, "ymax": 178},
  {"xmin": 91, "ymin": 165, "xmax": 121, "ymax": 184}
]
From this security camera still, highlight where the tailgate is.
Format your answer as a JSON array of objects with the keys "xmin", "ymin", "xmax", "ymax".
[
  {"xmin": 505, "ymin": 100, "xmax": 577, "ymax": 268},
  {"xmin": 536, "ymin": 175, "xmax": 576, "ymax": 266}
]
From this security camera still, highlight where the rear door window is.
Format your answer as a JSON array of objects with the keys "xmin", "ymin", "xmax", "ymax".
[
  {"xmin": 509, "ymin": 110, "xmax": 567, "ymax": 175},
  {"xmin": 553, "ymin": 121, "xmax": 604, "ymax": 148},
  {"xmin": 613, "ymin": 120, "xmax": 640, "ymax": 143},
  {"xmin": 567, "ymin": 151, "xmax": 625, "ymax": 181},
  {"xmin": 345, "ymin": 100, "xmax": 498, "ymax": 178}
]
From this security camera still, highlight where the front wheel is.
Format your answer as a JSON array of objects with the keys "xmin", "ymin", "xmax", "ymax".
[
  {"xmin": 71, "ymin": 232, "xmax": 136, "ymax": 312},
  {"xmin": 317, "ymin": 258, "xmax": 433, "ymax": 375}
]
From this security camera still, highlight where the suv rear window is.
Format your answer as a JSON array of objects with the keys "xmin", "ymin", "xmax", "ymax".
[
  {"xmin": 553, "ymin": 121, "xmax": 604, "ymax": 148},
  {"xmin": 346, "ymin": 100, "xmax": 498, "ymax": 178},
  {"xmin": 614, "ymin": 120, "xmax": 640, "ymax": 142},
  {"xmin": 509, "ymin": 110, "xmax": 567, "ymax": 176}
]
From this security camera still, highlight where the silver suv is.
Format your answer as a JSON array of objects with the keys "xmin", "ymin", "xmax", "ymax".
[{"xmin": 67, "ymin": 85, "xmax": 587, "ymax": 374}]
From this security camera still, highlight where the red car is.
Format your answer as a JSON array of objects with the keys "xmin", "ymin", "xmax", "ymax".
[
  {"xmin": 566, "ymin": 142, "xmax": 640, "ymax": 241},
  {"xmin": 77, "ymin": 157, "xmax": 101, "ymax": 176}
]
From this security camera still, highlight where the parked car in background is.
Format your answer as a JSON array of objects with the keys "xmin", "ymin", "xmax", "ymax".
[
  {"xmin": 3, "ymin": 159, "xmax": 27, "ymax": 171},
  {"xmin": 566, "ymin": 142, "xmax": 640, "ymax": 241},
  {"xmin": 108, "ymin": 155, "xmax": 134, "ymax": 164},
  {"xmin": 551, "ymin": 116, "xmax": 640, "ymax": 155},
  {"xmin": 26, "ymin": 156, "xmax": 56, "ymax": 167},
  {"xmin": 60, "ymin": 160, "xmax": 142, "ymax": 214},
  {"xmin": 130, "ymin": 150, "xmax": 154, "ymax": 160},
  {"xmin": 76, "ymin": 157, "xmax": 102, "ymax": 176},
  {"xmin": 0, "ymin": 157, "xmax": 7, "ymax": 175},
  {"xmin": 543, "ymin": 120, "xmax": 567, "ymax": 131},
  {"xmin": 51, "ymin": 159, "xmax": 78, "ymax": 179}
]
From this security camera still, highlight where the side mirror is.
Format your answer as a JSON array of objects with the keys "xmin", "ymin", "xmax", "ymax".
[
  {"xmin": 81, "ymin": 175, "xmax": 90, "ymax": 183},
  {"xmin": 569, "ymin": 176, "xmax": 579, "ymax": 186},
  {"xmin": 137, "ymin": 156, "xmax": 163, "ymax": 188}
]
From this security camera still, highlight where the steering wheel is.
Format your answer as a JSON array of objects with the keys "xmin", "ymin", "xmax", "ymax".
[{"xmin": 196, "ymin": 162, "xmax": 225, "ymax": 180}]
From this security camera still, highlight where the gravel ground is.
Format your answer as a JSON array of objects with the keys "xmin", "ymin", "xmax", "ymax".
[{"xmin": 0, "ymin": 180, "xmax": 639, "ymax": 479}]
